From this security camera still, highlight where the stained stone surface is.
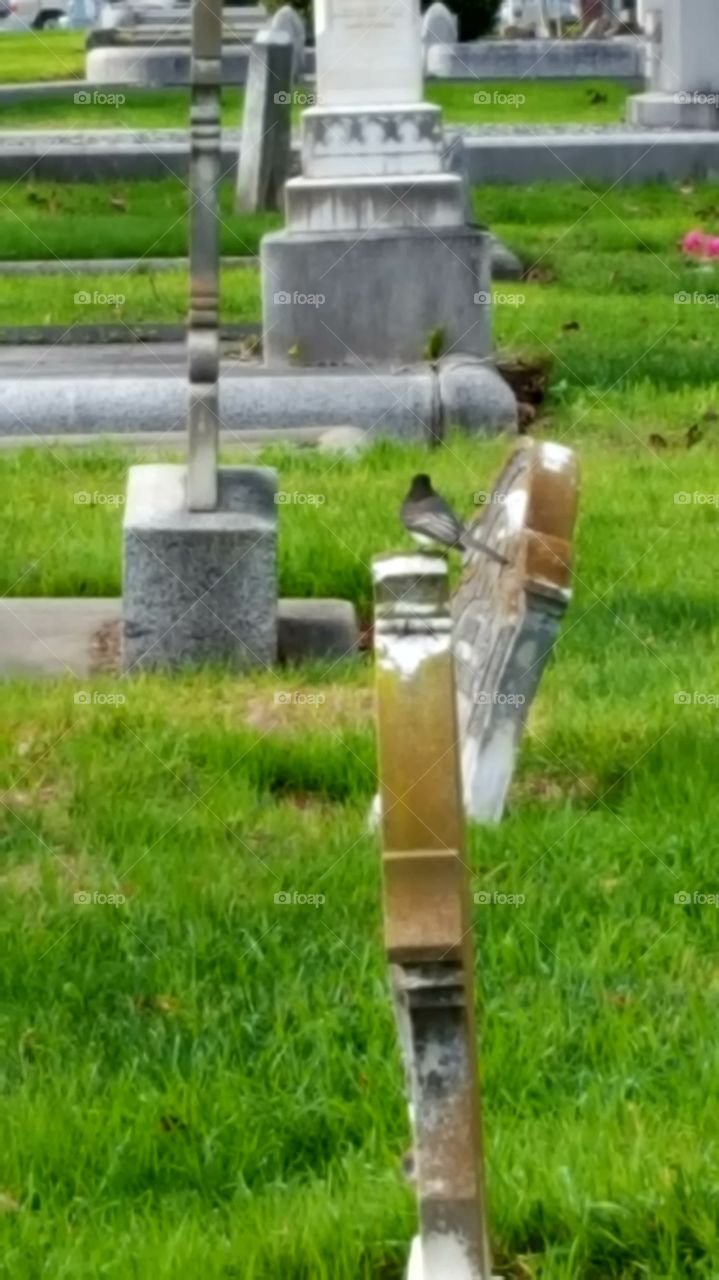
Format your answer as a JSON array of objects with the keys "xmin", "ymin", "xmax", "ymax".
[
  {"xmin": 452, "ymin": 442, "xmax": 577, "ymax": 822},
  {"xmin": 236, "ymin": 30, "xmax": 294, "ymax": 212},
  {"xmin": 278, "ymin": 598, "xmax": 359, "ymax": 661},
  {"xmin": 123, "ymin": 464, "xmax": 277, "ymax": 672},
  {"xmin": 269, "ymin": 4, "xmax": 306, "ymax": 74},
  {"xmin": 314, "ymin": 0, "xmax": 423, "ymax": 107}
]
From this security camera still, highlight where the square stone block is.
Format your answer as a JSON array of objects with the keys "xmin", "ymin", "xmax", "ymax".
[
  {"xmin": 262, "ymin": 225, "xmax": 493, "ymax": 367},
  {"xmin": 123, "ymin": 464, "xmax": 277, "ymax": 672}
]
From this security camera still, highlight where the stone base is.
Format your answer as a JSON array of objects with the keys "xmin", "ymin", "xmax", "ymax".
[
  {"xmin": 278, "ymin": 599, "xmax": 359, "ymax": 662},
  {"xmin": 627, "ymin": 91, "xmax": 719, "ymax": 131},
  {"xmin": 86, "ymin": 46, "xmax": 252, "ymax": 87},
  {"xmin": 0, "ymin": 360, "xmax": 517, "ymax": 439},
  {"xmin": 123, "ymin": 464, "xmax": 277, "ymax": 672},
  {"xmin": 284, "ymin": 174, "xmax": 465, "ymax": 231},
  {"xmin": 262, "ymin": 225, "xmax": 492, "ymax": 367}
]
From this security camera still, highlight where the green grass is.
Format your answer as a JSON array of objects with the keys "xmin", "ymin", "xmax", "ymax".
[
  {"xmin": 3, "ymin": 164, "xmax": 719, "ymax": 1277},
  {"xmin": 2, "ymin": 430, "xmax": 719, "ymax": 1277},
  {"xmin": 2, "ymin": 181, "xmax": 719, "ymax": 385},
  {"xmin": 0, "ymin": 30, "xmax": 84, "ymax": 82},
  {"xmin": 0, "ymin": 75, "xmax": 629, "ymax": 130},
  {"xmin": 0, "ymin": 180, "xmax": 278, "ymax": 264}
]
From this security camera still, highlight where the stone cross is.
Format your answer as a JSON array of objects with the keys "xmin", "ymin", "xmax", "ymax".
[
  {"xmin": 373, "ymin": 553, "xmax": 493, "ymax": 1280},
  {"xmin": 188, "ymin": 0, "xmax": 223, "ymax": 511}
]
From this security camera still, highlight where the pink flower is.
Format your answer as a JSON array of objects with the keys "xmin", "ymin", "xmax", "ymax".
[
  {"xmin": 682, "ymin": 228, "xmax": 707, "ymax": 255},
  {"xmin": 705, "ymin": 236, "xmax": 719, "ymax": 258}
]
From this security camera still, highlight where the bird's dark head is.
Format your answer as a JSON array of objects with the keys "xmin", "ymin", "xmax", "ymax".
[{"xmin": 407, "ymin": 473, "xmax": 434, "ymax": 500}]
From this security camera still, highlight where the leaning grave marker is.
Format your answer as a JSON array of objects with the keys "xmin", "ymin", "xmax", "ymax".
[{"xmin": 372, "ymin": 439, "xmax": 579, "ymax": 1278}]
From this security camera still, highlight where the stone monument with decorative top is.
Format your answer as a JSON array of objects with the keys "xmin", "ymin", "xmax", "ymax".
[{"xmin": 261, "ymin": 0, "xmax": 505, "ymax": 376}]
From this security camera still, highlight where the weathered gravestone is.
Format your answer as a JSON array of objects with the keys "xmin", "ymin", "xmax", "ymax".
[
  {"xmin": 371, "ymin": 439, "xmax": 579, "ymax": 1278},
  {"xmin": 269, "ymin": 3, "xmax": 306, "ymax": 76},
  {"xmin": 261, "ymin": 0, "xmax": 506, "ymax": 382},
  {"xmin": 453, "ymin": 440, "xmax": 579, "ymax": 822},
  {"xmin": 122, "ymin": 0, "xmax": 278, "ymax": 672},
  {"xmin": 373, "ymin": 552, "xmax": 494, "ymax": 1280},
  {"xmin": 235, "ymin": 28, "xmax": 294, "ymax": 212},
  {"xmin": 628, "ymin": 0, "xmax": 719, "ymax": 129},
  {"xmin": 421, "ymin": 1, "xmax": 458, "ymax": 72}
]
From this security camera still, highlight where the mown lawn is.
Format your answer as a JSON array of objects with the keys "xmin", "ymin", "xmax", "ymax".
[
  {"xmin": 0, "ymin": 30, "xmax": 84, "ymax": 82},
  {"xmin": 2, "ymin": 170, "xmax": 719, "ymax": 1276},
  {"xmin": 2, "ymin": 427, "xmax": 719, "ymax": 1277}
]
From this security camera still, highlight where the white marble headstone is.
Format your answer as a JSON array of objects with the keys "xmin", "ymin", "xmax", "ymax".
[
  {"xmin": 314, "ymin": 0, "xmax": 423, "ymax": 108},
  {"xmin": 658, "ymin": 0, "xmax": 719, "ymax": 94}
]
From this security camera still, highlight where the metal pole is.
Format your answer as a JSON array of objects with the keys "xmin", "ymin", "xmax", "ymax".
[
  {"xmin": 373, "ymin": 552, "xmax": 493, "ymax": 1280},
  {"xmin": 188, "ymin": 0, "xmax": 222, "ymax": 511}
]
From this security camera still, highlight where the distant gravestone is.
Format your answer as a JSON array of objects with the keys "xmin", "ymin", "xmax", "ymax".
[
  {"xmin": 236, "ymin": 28, "xmax": 294, "ymax": 212},
  {"xmin": 269, "ymin": 3, "xmax": 306, "ymax": 75},
  {"xmin": 421, "ymin": 1, "xmax": 458, "ymax": 70},
  {"xmin": 452, "ymin": 440, "xmax": 579, "ymax": 822}
]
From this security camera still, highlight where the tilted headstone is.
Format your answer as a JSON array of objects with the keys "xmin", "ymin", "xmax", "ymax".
[
  {"xmin": 269, "ymin": 3, "xmax": 306, "ymax": 75},
  {"xmin": 236, "ymin": 29, "xmax": 294, "ymax": 213},
  {"xmin": 373, "ymin": 552, "xmax": 494, "ymax": 1280},
  {"xmin": 452, "ymin": 441, "xmax": 579, "ymax": 822}
]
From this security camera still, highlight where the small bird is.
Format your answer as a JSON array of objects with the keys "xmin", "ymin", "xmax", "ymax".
[{"xmin": 400, "ymin": 474, "xmax": 508, "ymax": 566}]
